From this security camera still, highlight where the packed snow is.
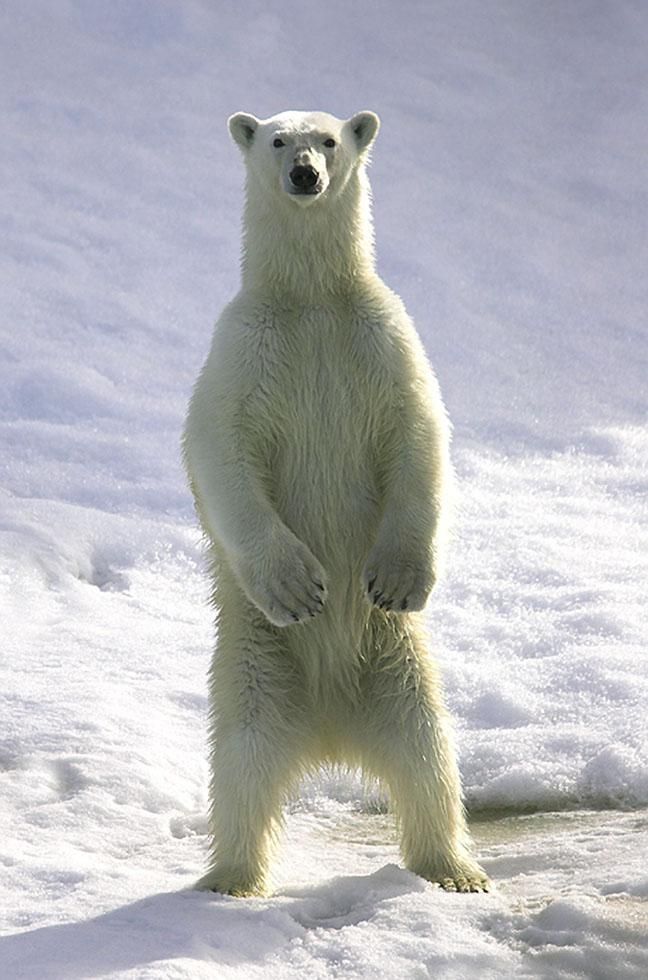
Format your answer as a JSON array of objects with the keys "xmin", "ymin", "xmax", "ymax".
[{"xmin": 1, "ymin": 0, "xmax": 647, "ymax": 977}]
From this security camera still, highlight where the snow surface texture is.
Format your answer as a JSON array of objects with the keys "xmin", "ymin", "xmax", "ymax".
[{"xmin": 1, "ymin": 0, "xmax": 647, "ymax": 976}]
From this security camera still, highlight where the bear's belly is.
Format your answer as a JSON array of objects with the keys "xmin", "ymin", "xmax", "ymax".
[
  {"xmin": 273, "ymin": 450, "xmax": 380, "ymax": 571},
  {"xmin": 271, "ymin": 404, "xmax": 381, "ymax": 570},
  {"xmin": 271, "ymin": 420, "xmax": 381, "ymax": 669},
  {"xmin": 263, "ymin": 310, "xmax": 385, "ymax": 578}
]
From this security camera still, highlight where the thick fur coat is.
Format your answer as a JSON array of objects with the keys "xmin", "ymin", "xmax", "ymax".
[{"xmin": 182, "ymin": 110, "xmax": 488, "ymax": 895}]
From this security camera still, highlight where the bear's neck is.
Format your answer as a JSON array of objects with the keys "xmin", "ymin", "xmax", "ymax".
[{"xmin": 240, "ymin": 169, "xmax": 377, "ymax": 302}]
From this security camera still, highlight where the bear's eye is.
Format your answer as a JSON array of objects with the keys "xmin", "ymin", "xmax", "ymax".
[
  {"xmin": 273, "ymin": 137, "xmax": 285, "ymax": 148},
  {"xmin": 323, "ymin": 138, "xmax": 336, "ymax": 148}
]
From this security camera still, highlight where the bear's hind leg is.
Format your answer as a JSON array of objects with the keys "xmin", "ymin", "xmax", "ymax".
[
  {"xmin": 197, "ymin": 605, "xmax": 311, "ymax": 897},
  {"xmin": 359, "ymin": 615, "xmax": 489, "ymax": 893}
]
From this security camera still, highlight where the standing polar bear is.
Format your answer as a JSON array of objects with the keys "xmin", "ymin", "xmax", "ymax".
[{"xmin": 183, "ymin": 109, "xmax": 489, "ymax": 896}]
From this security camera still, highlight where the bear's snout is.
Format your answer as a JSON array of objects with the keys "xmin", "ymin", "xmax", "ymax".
[{"xmin": 289, "ymin": 164, "xmax": 320, "ymax": 193}]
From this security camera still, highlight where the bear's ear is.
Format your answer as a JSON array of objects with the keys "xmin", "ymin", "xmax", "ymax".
[
  {"xmin": 347, "ymin": 111, "xmax": 380, "ymax": 152},
  {"xmin": 228, "ymin": 112, "xmax": 260, "ymax": 150}
]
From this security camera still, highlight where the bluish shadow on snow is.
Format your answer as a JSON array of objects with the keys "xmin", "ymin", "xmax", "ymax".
[
  {"xmin": 0, "ymin": 889, "xmax": 301, "ymax": 980},
  {"xmin": 0, "ymin": 866, "xmax": 423, "ymax": 979}
]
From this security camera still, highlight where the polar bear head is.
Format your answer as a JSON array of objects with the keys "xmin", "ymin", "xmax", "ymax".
[{"xmin": 228, "ymin": 109, "xmax": 380, "ymax": 207}]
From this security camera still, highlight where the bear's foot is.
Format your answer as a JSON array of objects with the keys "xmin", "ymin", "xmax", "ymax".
[
  {"xmin": 437, "ymin": 869, "xmax": 491, "ymax": 893},
  {"xmin": 194, "ymin": 867, "xmax": 268, "ymax": 898},
  {"xmin": 413, "ymin": 859, "xmax": 490, "ymax": 893}
]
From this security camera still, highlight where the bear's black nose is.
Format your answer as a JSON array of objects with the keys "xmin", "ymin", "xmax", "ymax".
[{"xmin": 289, "ymin": 165, "xmax": 319, "ymax": 190}]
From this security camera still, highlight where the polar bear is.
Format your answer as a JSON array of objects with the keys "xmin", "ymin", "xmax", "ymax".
[{"xmin": 182, "ymin": 109, "xmax": 489, "ymax": 896}]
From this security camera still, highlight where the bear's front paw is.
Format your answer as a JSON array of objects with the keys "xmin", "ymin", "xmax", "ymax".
[
  {"xmin": 362, "ymin": 547, "xmax": 436, "ymax": 613},
  {"xmin": 238, "ymin": 532, "xmax": 328, "ymax": 628}
]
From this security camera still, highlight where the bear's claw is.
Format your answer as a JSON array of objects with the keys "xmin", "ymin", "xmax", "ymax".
[
  {"xmin": 438, "ymin": 873, "xmax": 490, "ymax": 893},
  {"xmin": 239, "ymin": 533, "xmax": 328, "ymax": 627},
  {"xmin": 362, "ymin": 551, "xmax": 436, "ymax": 615},
  {"xmin": 416, "ymin": 861, "xmax": 491, "ymax": 893}
]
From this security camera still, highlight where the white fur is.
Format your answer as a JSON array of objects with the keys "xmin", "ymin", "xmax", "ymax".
[{"xmin": 183, "ymin": 110, "xmax": 489, "ymax": 896}]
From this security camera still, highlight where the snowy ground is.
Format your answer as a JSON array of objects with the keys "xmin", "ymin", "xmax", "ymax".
[{"xmin": 1, "ymin": 1, "xmax": 647, "ymax": 977}]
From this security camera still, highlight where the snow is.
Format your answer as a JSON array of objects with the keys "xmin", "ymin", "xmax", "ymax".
[{"xmin": 1, "ymin": 0, "xmax": 647, "ymax": 976}]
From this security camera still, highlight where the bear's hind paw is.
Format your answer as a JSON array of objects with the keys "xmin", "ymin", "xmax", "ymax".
[
  {"xmin": 438, "ymin": 870, "xmax": 491, "ymax": 893},
  {"xmin": 413, "ymin": 859, "xmax": 491, "ymax": 894},
  {"xmin": 194, "ymin": 868, "xmax": 268, "ymax": 898}
]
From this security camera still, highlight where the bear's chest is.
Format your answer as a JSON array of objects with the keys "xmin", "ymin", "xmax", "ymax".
[{"xmin": 253, "ymin": 307, "xmax": 391, "ymax": 445}]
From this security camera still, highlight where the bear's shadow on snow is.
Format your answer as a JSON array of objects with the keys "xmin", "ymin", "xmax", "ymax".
[{"xmin": 0, "ymin": 867, "xmax": 422, "ymax": 977}]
